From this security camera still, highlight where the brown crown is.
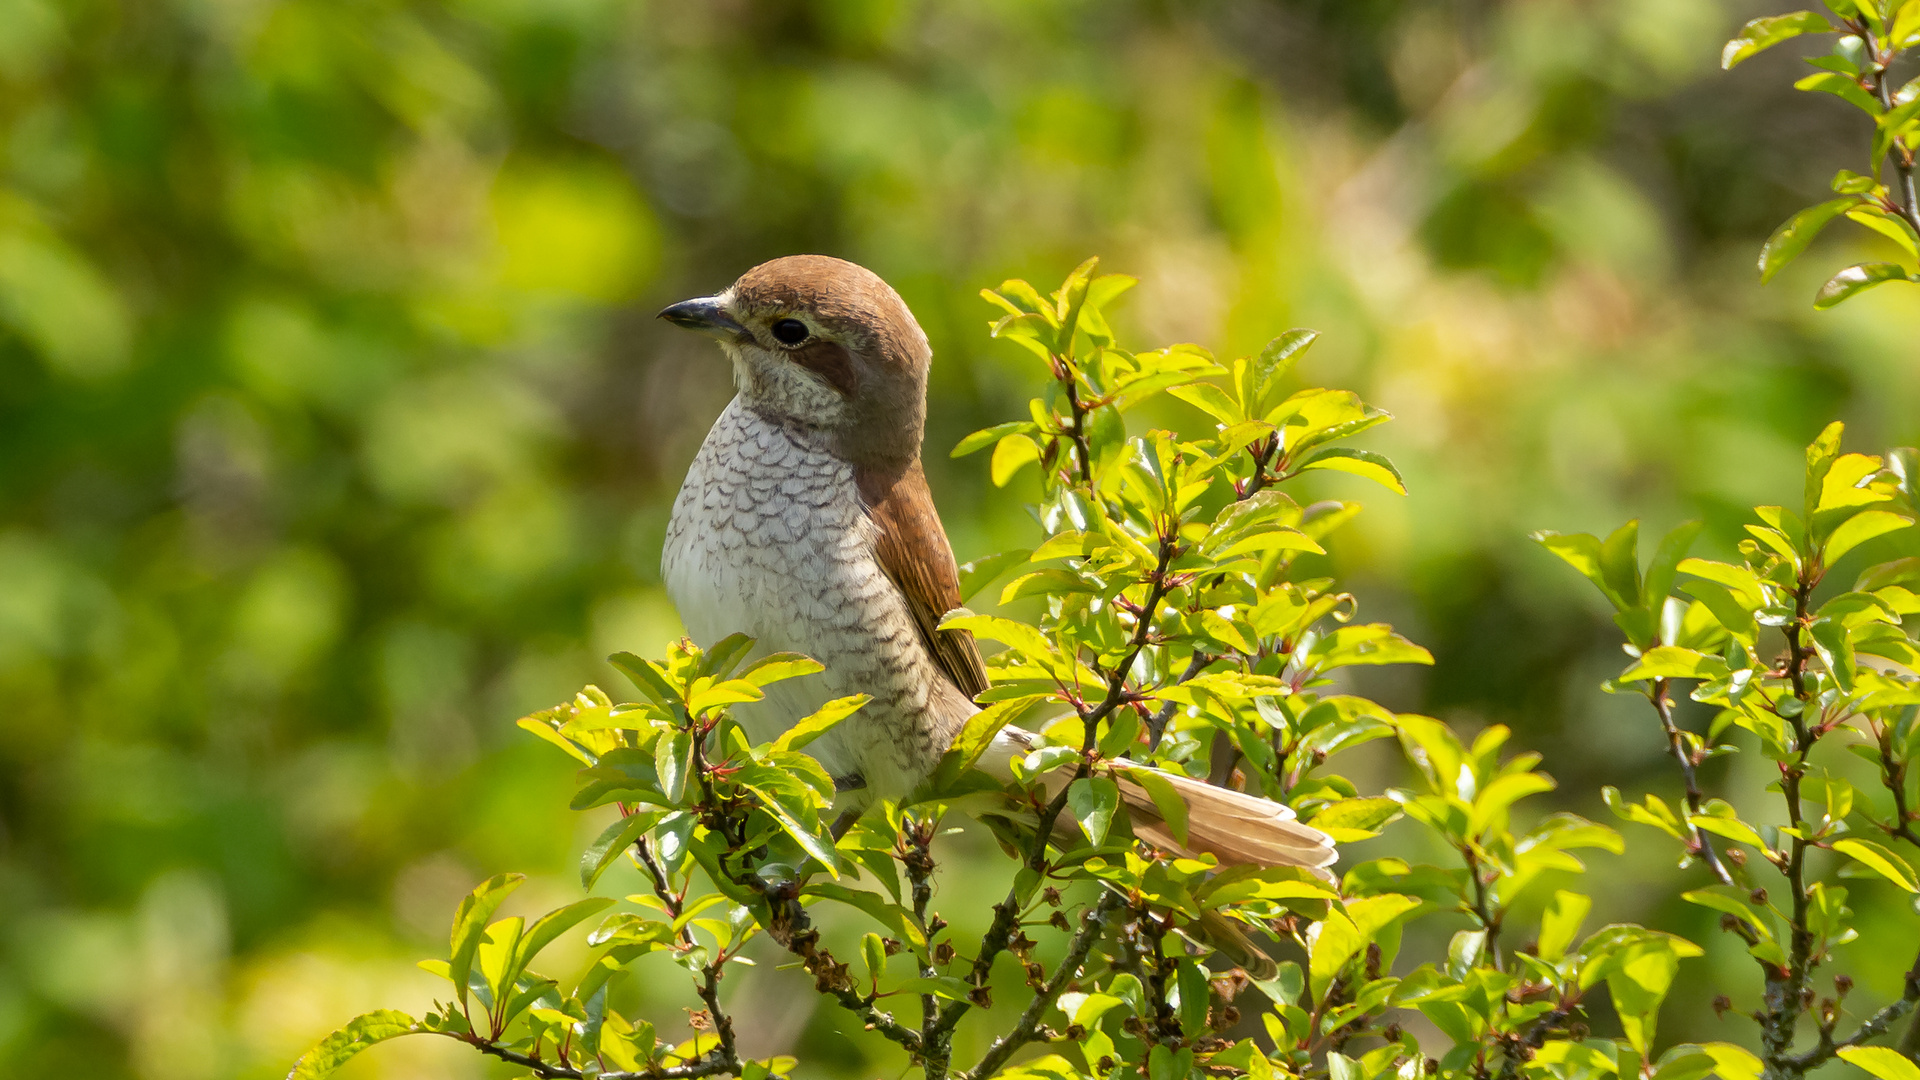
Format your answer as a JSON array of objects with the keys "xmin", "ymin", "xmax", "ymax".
[{"xmin": 730, "ymin": 255, "xmax": 929, "ymax": 370}]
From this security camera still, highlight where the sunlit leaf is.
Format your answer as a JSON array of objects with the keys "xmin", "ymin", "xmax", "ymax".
[
  {"xmin": 1815, "ymin": 262, "xmax": 1918, "ymax": 308},
  {"xmin": 288, "ymin": 1010, "xmax": 421, "ymax": 1080},
  {"xmin": 1832, "ymin": 837, "xmax": 1919, "ymax": 891},
  {"xmin": 1759, "ymin": 198, "xmax": 1864, "ymax": 282},
  {"xmin": 1839, "ymin": 1046, "xmax": 1920, "ymax": 1080},
  {"xmin": 774, "ymin": 695, "xmax": 869, "ymax": 752},
  {"xmin": 1722, "ymin": 11, "xmax": 1833, "ymax": 68},
  {"xmin": 1294, "ymin": 447, "xmax": 1406, "ymax": 494}
]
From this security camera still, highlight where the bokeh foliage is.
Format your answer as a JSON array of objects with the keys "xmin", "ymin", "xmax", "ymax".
[{"xmin": 5, "ymin": 1, "xmax": 1920, "ymax": 1079}]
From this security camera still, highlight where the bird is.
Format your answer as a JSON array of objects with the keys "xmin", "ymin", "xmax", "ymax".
[{"xmin": 656, "ymin": 254, "xmax": 1337, "ymax": 884}]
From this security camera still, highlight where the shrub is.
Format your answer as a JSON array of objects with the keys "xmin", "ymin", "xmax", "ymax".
[{"xmin": 287, "ymin": 253, "xmax": 1906, "ymax": 1080}]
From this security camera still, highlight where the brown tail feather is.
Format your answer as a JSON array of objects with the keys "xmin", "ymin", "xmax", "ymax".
[
  {"xmin": 980, "ymin": 727, "xmax": 1339, "ymax": 877},
  {"xmin": 1113, "ymin": 762, "xmax": 1338, "ymax": 880},
  {"xmin": 972, "ymin": 727, "xmax": 1335, "ymax": 978}
]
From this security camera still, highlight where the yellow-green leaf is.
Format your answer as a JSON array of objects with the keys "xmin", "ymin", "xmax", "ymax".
[{"xmin": 1833, "ymin": 837, "xmax": 1919, "ymax": 891}]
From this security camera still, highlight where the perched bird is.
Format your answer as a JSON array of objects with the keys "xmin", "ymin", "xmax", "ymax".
[{"xmin": 658, "ymin": 255, "xmax": 1336, "ymax": 880}]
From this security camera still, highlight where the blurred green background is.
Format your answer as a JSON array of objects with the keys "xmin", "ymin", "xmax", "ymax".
[{"xmin": 4, "ymin": 0, "xmax": 1919, "ymax": 1077}]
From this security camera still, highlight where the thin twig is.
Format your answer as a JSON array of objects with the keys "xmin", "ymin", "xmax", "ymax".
[
  {"xmin": 1463, "ymin": 846, "xmax": 1503, "ymax": 973},
  {"xmin": 460, "ymin": 1032, "xmax": 736, "ymax": 1079},
  {"xmin": 1865, "ymin": 26, "xmax": 1920, "ymax": 237},
  {"xmin": 1786, "ymin": 949, "xmax": 1920, "ymax": 1070},
  {"xmin": 1146, "ymin": 651, "xmax": 1214, "ymax": 751},
  {"xmin": 1763, "ymin": 573, "xmax": 1820, "ymax": 1076},
  {"xmin": 1647, "ymin": 679, "xmax": 1734, "ymax": 885},
  {"xmin": 962, "ymin": 890, "xmax": 1125, "ymax": 1080}
]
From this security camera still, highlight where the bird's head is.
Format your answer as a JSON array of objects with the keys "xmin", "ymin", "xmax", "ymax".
[{"xmin": 659, "ymin": 255, "xmax": 932, "ymax": 466}]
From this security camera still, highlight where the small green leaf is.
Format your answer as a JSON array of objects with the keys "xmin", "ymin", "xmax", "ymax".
[
  {"xmin": 1294, "ymin": 447, "xmax": 1406, "ymax": 494},
  {"xmin": 656, "ymin": 729, "xmax": 692, "ymax": 803},
  {"xmin": 1534, "ymin": 530, "xmax": 1630, "ymax": 609},
  {"xmin": 512, "ymin": 897, "xmax": 617, "ymax": 985},
  {"xmin": 1795, "ymin": 72, "xmax": 1884, "ymax": 116},
  {"xmin": 1722, "ymin": 11, "xmax": 1833, "ymax": 68},
  {"xmin": 1702, "ymin": 1043, "xmax": 1764, "ymax": 1080},
  {"xmin": 581, "ymin": 811, "xmax": 661, "ymax": 890},
  {"xmin": 775, "ymin": 695, "xmax": 869, "ymax": 753},
  {"xmin": 609, "ymin": 652, "xmax": 680, "ymax": 707},
  {"xmin": 1760, "ymin": 198, "xmax": 1865, "ymax": 283},
  {"xmin": 953, "ymin": 420, "xmax": 1038, "ymax": 458},
  {"xmin": 1168, "ymin": 383, "xmax": 1243, "ymax": 427},
  {"xmin": 739, "ymin": 652, "xmax": 826, "ymax": 688},
  {"xmin": 1833, "ymin": 837, "xmax": 1919, "ymax": 891},
  {"xmin": 1838, "ymin": 1046, "xmax": 1920, "ymax": 1080},
  {"xmin": 1125, "ymin": 767, "xmax": 1190, "ymax": 846},
  {"xmin": 1247, "ymin": 329, "xmax": 1319, "ymax": 415},
  {"xmin": 860, "ymin": 932, "xmax": 887, "ymax": 984},
  {"xmin": 1600, "ymin": 519, "xmax": 1643, "ymax": 612},
  {"xmin": 1815, "ymin": 263, "xmax": 1918, "ymax": 308},
  {"xmin": 288, "ymin": 1010, "xmax": 421, "ymax": 1080},
  {"xmin": 1067, "ymin": 775, "xmax": 1120, "ymax": 846},
  {"xmin": 1537, "ymin": 890, "xmax": 1591, "ymax": 962},
  {"xmin": 957, "ymin": 549, "xmax": 1033, "ymax": 601},
  {"xmin": 1825, "ymin": 509, "xmax": 1913, "ymax": 564},
  {"xmin": 923, "ymin": 695, "xmax": 1047, "ymax": 795},
  {"xmin": 449, "ymin": 874, "xmax": 524, "ymax": 1009},
  {"xmin": 990, "ymin": 434, "xmax": 1042, "ymax": 487}
]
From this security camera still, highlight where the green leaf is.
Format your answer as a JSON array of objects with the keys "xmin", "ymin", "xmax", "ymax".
[
  {"xmin": 957, "ymin": 549, "xmax": 1033, "ymax": 601},
  {"xmin": 609, "ymin": 652, "xmax": 680, "ymax": 707},
  {"xmin": 1600, "ymin": 520, "xmax": 1643, "ymax": 612},
  {"xmin": 1168, "ymin": 383, "xmax": 1243, "ymax": 427},
  {"xmin": 449, "ymin": 873, "xmax": 525, "ymax": 1009},
  {"xmin": 1722, "ymin": 11, "xmax": 1834, "ymax": 68},
  {"xmin": 775, "ymin": 695, "xmax": 869, "ymax": 753},
  {"xmin": 1620, "ymin": 646, "xmax": 1726, "ymax": 682},
  {"xmin": 656, "ymin": 729, "xmax": 691, "ymax": 803},
  {"xmin": 1816, "ymin": 262, "xmax": 1918, "ymax": 308},
  {"xmin": 1702, "ymin": 1043, "xmax": 1764, "ymax": 1080},
  {"xmin": 698, "ymin": 632, "xmax": 757, "ymax": 679},
  {"xmin": 288, "ymin": 1010, "xmax": 421, "ymax": 1080},
  {"xmin": 1247, "ymin": 329, "xmax": 1319, "ymax": 415},
  {"xmin": 953, "ymin": 420, "xmax": 1038, "ymax": 458},
  {"xmin": 1307, "ymin": 797, "xmax": 1401, "ymax": 842},
  {"xmin": 1832, "ymin": 837, "xmax": 1920, "ymax": 890},
  {"xmin": 580, "ymin": 811, "xmax": 661, "ymax": 890},
  {"xmin": 1125, "ymin": 767, "xmax": 1190, "ymax": 846},
  {"xmin": 511, "ymin": 897, "xmax": 617, "ymax": 985},
  {"xmin": 938, "ymin": 611, "xmax": 1055, "ymax": 659},
  {"xmin": 741, "ymin": 778, "xmax": 839, "ymax": 875},
  {"xmin": 1846, "ymin": 205, "xmax": 1920, "ymax": 259},
  {"xmin": 861, "ymin": 932, "xmax": 887, "ymax": 985},
  {"xmin": 1810, "ymin": 617, "xmax": 1857, "ymax": 691},
  {"xmin": 1605, "ymin": 939, "xmax": 1687, "ymax": 1057},
  {"xmin": 923, "ymin": 695, "xmax": 1046, "ymax": 795},
  {"xmin": 1838, "ymin": 1046, "xmax": 1920, "ymax": 1080},
  {"xmin": 738, "ymin": 652, "xmax": 826, "ymax": 688},
  {"xmin": 1824, "ymin": 509, "xmax": 1914, "ymax": 563},
  {"xmin": 1538, "ymin": 890, "xmax": 1591, "ymax": 962},
  {"xmin": 1760, "ymin": 198, "xmax": 1865, "ymax": 283},
  {"xmin": 1294, "ymin": 447, "xmax": 1406, "ymax": 494},
  {"xmin": 1534, "ymin": 530, "xmax": 1631, "ymax": 609},
  {"xmin": 1068, "ymin": 775, "xmax": 1120, "ymax": 845},
  {"xmin": 990, "ymin": 433, "xmax": 1041, "ymax": 487},
  {"xmin": 1795, "ymin": 72, "xmax": 1884, "ymax": 116},
  {"xmin": 1645, "ymin": 521, "xmax": 1704, "ymax": 616}
]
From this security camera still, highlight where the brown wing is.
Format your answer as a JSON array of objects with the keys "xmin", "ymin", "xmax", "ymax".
[{"xmin": 856, "ymin": 461, "xmax": 990, "ymax": 701}]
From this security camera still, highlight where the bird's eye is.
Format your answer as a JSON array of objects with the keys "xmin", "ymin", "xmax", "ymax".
[{"xmin": 770, "ymin": 318, "xmax": 810, "ymax": 346}]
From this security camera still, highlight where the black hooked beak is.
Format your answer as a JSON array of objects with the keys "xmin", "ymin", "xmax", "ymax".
[{"xmin": 658, "ymin": 295, "xmax": 749, "ymax": 343}]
